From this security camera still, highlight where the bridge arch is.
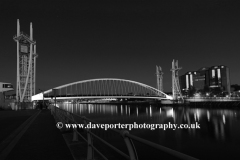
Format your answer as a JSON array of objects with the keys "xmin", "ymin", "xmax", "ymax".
[{"xmin": 32, "ymin": 78, "xmax": 172, "ymax": 101}]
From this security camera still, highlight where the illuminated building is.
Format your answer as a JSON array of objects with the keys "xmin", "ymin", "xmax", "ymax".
[
  {"xmin": 180, "ymin": 65, "xmax": 230, "ymax": 94},
  {"xmin": 0, "ymin": 82, "xmax": 14, "ymax": 107},
  {"xmin": 0, "ymin": 82, "xmax": 14, "ymax": 93}
]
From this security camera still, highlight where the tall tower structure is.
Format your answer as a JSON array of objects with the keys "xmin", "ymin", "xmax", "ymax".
[
  {"xmin": 13, "ymin": 19, "xmax": 37, "ymax": 102},
  {"xmin": 171, "ymin": 59, "xmax": 183, "ymax": 100},
  {"xmin": 156, "ymin": 65, "xmax": 163, "ymax": 95}
]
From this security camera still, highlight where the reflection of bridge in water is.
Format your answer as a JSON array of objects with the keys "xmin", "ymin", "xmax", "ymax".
[{"xmin": 32, "ymin": 78, "xmax": 173, "ymax": 101}]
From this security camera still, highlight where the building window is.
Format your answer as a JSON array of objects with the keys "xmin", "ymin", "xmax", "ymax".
[
  {"xmin": 217, "ymin": 69, "xmax": 221, "ymax": 79},
  {"xmin": 3, "ymin": 84, "xmax": 13, "ymax": 88},
  {"xmin": 212, "ymin": 70, "xmax": 215, "ymax": 78},
  {"xmin": 186, "ymin": 75, "xmax": 189, "ymax": 89}
]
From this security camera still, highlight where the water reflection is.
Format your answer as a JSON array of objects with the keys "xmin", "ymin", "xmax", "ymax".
[
  {"xmin": 59, "ymin": 103, "xmax": 240, "ymax": 140},
  {"xmin": 58, "ymin": 103, "xmax": 240, "ymax": 159}
]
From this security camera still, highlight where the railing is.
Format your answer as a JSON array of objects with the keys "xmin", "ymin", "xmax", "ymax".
[{"xmin": 51, "ymin": 105, "xmax": 198, "ymax": 160}]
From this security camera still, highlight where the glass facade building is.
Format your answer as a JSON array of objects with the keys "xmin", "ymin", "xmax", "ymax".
[{"xmin": 180, "ymin": 65, "xmax": 230, "ymax": 93}]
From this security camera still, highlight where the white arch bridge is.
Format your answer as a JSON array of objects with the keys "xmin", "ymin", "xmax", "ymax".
[{"xmin": 32, "ymin": 78, "xmax": 173, "ymax": 101}]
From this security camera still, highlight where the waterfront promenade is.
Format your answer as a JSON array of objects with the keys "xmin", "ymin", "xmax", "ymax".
[{"xmin": 0, "ymin": 109, "xmax": 75, "ymax": 160}]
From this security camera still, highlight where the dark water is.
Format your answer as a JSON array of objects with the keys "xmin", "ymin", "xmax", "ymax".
[{"xmin": 59, "ymin": 103, "xmax": 240, "ymax": 160}]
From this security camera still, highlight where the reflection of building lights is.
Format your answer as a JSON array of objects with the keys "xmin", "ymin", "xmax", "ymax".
[
  {"xmin": 223, "ymin": 115, "xmax": 225, "ymax": 124},
  {"xmin": 121, "ymin": 105, "xmax": 123, "ymax": 115},
  {"xmin": 166, "ymin": 108, "xmax": 174, "ymax": 118},
  {"xmin": 207, "ymin": 111, "xmax": 210, "ymax": 121},
  {"xmin": 136, "ymin": 107, "xmax": 138, "ymax": 116},
  {"xmin": 195, "ymin": 93, "xmax": 200, "ymax": 97},
  {"xmin": 160, "ymin": 108, "xmax": 161, "ymax": 114},
  {"xmin": 150, "ymin": 106, "xmax": 152, "ymax": 117},
  {"xmin": 196, "ymin": 109, "xmax": 200, "ymax": 121}
]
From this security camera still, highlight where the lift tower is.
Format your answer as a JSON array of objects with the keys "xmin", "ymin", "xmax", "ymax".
[
  {"xmin": 13, "ymin": 19, "xmax": 37, "ymax": 102},
  {"xmin": 170, "ymin": 59, "xmax": 183, "ymax": 101},
  {"xmin": 156, "ymin": 65, "xmax": 163, "ymax": 95}
]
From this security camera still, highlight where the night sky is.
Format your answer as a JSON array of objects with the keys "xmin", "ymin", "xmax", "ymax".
[{"xmin": 1, "ymin": 0, "xmax": 240, "ymax": 94}]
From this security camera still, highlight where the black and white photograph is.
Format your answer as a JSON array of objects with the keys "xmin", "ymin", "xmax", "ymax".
[{"xmin": 1, "ymin": 0, "xmax": 240, "ymax": 159}]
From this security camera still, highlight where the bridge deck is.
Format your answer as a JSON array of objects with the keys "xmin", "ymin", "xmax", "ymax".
[{"xmin": 0, "ymin": 110, "xmax": 75, "ymax": 160}]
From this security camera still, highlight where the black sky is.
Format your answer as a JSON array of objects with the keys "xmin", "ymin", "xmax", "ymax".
[{"xmin": 1, "ymin": 0, "xmax": 240, "ymax": 93}]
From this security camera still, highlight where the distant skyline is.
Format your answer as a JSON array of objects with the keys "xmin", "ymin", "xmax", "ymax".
[{"xmin": 1, "ymin": 0, "xmax": 240, "ymax": 94}]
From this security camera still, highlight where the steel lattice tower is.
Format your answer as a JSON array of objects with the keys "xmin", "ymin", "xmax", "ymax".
[
  {"xmin": 13, "ymin": 19, "xmax": 37, "ymax": 102},
  {"xmin": 170, "ymin": 59, "xmax": 183, "ymax": 100},
  {"xmin": 156, "ymin": 65, "xmax": 163, "ymax": 95}
]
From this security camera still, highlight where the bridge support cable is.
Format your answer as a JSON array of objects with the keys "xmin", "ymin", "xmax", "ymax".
[
  {"xmin": 76, "ymin": 84, "xmax": 78, "ymax": 96},
  {"xmin": 98, "ymin": 81, "xmax": 100, "ymax": 96},
  {"xmin": 95, "ymin": 80, "xmax": 98, "ymax": 96},
  {"xmin": 134, "ymin": 83, "xmax": 137, "ymax": 95},
  {"xmin": 102, "ymin": 80, "xmax": 105, "ymax": 96},
  {"xmin": 65, "ymin": 87, "xmax": 67, "ymax": 97},
  {"xmin": 119, "ymin": 80, "xmax": 122, "ymax": 95},
  {"xmin": 90, "ymin": 82, "xmax": 92, "ymax": 96},
  {"xmin": 83, "ymin": 83, "xmax": 85, "ymax": 96},
  {"xmin": 116, "ymin": 80, "xmax": 119, "ymax": 96},
  {"xmin": 122, "ymin": 81, "xmax": 124, "ymax": 95},
  {"xmin": 104, "ymin": 81, "xmax": 109, "ymax": 96},
  {"xmin": 106, "ymin": 80, "xmax": 109, "ymax": 96},
  {"xmin": 100, "ymin": 80, "xmax": 102, "ymax": 96},
  {"xmin": 122, "ymin": 81, "xmax": 125, "ymax": 95},
  {"xmin": 129, "ymin": 82, "xmax": 132, "ymax": 95},
  {"xmin": 88, "ymin": 82, "xmax": 91, "ymax": 96},
  {"xmin": 80, "ymin": 83, "xmax": 82, "ymax": 96},
  {"xmin": 115, "ymin": 80, "xmax": 118, "ymax": 96},
  {"xmin": 108, "ymin": 80, "xmax": 111, "ymax": 96},
  {"xmin": 84, "ymin": 82, "xmax": 87, "ymax": 96},
  {"xmin": 109, "ymin": 80, "xmax": 111, "ymax": 96},
  {"xmin": 92, "ymin": 82, "xmax": 95, "ymax": 96},
  {"xmin": 78, "ymin": 83, "xmax": 81, "ymax": 96}
]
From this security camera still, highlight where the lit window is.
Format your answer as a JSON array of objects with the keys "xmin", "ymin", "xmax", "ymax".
[{"xmin": 212, "ymin": 70, "xmax": 215, "ymax": 78}]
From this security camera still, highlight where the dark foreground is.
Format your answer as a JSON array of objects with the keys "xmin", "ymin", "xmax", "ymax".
[{"xmin": 0, "ymin": 109, "xmax": 74, "ymax": 160}]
